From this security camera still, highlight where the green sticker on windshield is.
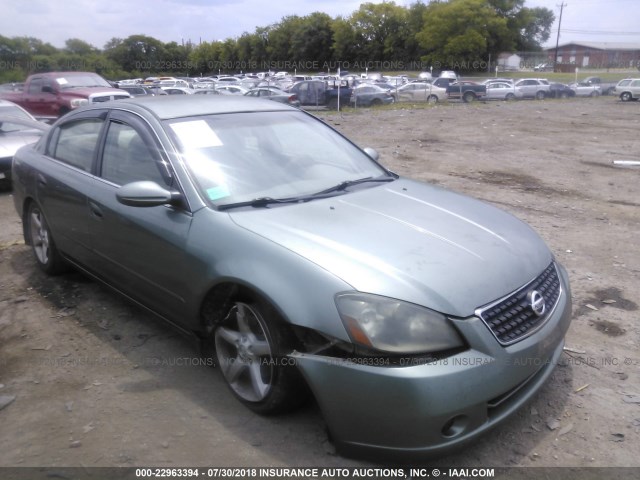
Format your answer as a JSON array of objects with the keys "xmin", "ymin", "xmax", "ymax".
[{"xmin": 207, "ymin": 185, "xmax": 231, "ymax": 201}]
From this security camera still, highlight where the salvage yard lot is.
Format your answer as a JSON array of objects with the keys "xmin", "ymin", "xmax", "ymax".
[{"xmin": 0, "ymin": 96, "xmax": 638, "ymax": 469}]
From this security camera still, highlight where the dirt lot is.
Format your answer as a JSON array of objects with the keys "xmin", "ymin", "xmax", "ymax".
[{"xmin": 0, "ymin": 97, "xmax": 639, "ymax": 471}]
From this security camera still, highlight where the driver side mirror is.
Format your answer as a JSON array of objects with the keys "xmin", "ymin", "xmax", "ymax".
[
  {"xmin": 363, "ymin": 147, "xmax": 379, "ymax": 161},
  {"xmin": 116, "ymin": 181, "xmax": 182, "ymax": 207}
]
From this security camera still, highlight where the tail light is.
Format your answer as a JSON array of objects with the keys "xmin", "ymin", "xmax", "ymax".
[{"xmin": 288, "ymin": 94, "xmax": 298, "ymax": 103}]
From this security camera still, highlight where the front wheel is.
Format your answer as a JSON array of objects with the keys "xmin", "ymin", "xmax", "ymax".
[
  {"xmin": 214, "ymin": 300, "xmax": 307, "ymax": 414},
  {"xmin": 28, "ymin": 203, "xmax": 66, "ymax": 274},
  {"xmin": 620, "ymin": 92, "xmax": 632, "ymax": 102},
  {"xmin": 535, "ymin": 91, "xmax": 546, "ymax": 100},
  {"xmin": 590, "ymin": 91, "xmax": 600, "ymax": 97},
  {"xmin": 463, "ymin": 91, "xmax": 476, "ymax": 103},
  {"xmin": 505, "ymin": 93, "xmax": 515, "ymax": 101},
  {"xmin": 427, "ymin": 94, "xmax": 439, "ymax": 104}
]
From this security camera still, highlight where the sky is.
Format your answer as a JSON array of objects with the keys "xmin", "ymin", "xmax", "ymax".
[{"xmin": 0, "ymin": 0, "xmax": 639, "ymax": 50}]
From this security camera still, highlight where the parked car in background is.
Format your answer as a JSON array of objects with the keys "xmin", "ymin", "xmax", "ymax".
[
  {"xmin": 161, "ymin": 87, "xmax": 196, "ymax": 95},
  {"xmin": 438, "ymin": 70, "xmax": 458, "ymax": 79},
  {"xmin": 11, "ymin": 95, "xmax": 572, "ymax": 460},
  {"xmin": 514, "ymin": 79, "xmax": 550, "ymax": 100},
  {"xmin": 118, "ymin": 85, "xmax": 163, "ymax": 97},
  {"xmin": 485, "ymin": 82, "xmax": 522, "ymax": 101},
  {"xmin": 395, "ymin": 82, "xmax": 447, "ymax": 103},
  {"xmin": 216, "ymin": 76, "xmax": 242, "ymax": 85},
  {"xmin": 214, "ymin": 85, "xmax": 249, "ymax": 95},
  {"xmin": 569, "ymin": 82, "xmax": 601, "ymax": 97},
  {"xmin": 0, "ymin": 100, "xmax": 49, "ymax": 188},
  {"xmin": 0, "ymin": 82, "xmax": 24, "ymax": 92},
  {"xmin": 444, "ymin": 81, "xmax": 487, "ymax": 102},
  {"xmin": 350, "ymin": 85, "xmax": 395, "ymax": 107},
  {"xmin": 288, "ymin": 80, "xmax": 352, "ymax": 109},
  {"xmin": 244, "ymin": 88, "xmax": 300, "ymax": 107},
  {"xmin": 193, "ymin": 89, "xmax": 221, "ymax": 95},
  {"xmin": 582, "ymin": 77, "xmax": 617, "ymax": 95},
  {"xmin": 0, "ymin": 72, "xmax": 130, "ymax": 121},
  {"xmin": 533, "ymin": 63, "xmax": 553, "ymax": 72},
  {"xmin": 547, "ymin": 83, "xmax": 576, "ymax": 99},
  {"xmin": 614, "ymin": 78, "xmax": 640, "ymax": 101}
]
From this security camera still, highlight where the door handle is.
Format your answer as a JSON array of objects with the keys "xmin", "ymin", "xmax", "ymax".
[
  {"xmin": 37, "ymin": 174, "xmax": 47, "ymax": 188},
  {"xmin": 89, "ymin": 201, "xmax": 103, "ymax": 218}
]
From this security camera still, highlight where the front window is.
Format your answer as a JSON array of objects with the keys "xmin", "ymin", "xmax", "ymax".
[{"xmin": 165, "ymin": 111, "xmax": 390, "ymax": 208}]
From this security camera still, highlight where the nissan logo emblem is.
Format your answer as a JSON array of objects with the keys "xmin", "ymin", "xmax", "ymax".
[{"xmin": 527, "ymin": 290, "xmax": 546, "ymax": 317}]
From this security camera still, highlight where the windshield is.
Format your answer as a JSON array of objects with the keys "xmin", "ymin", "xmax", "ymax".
[
  {"xmin": 165, "ymin": 110, "xmax": 390, "ymax": 208},
  {"xmin": 56, "ymin": 74, "xmax": 112, "ymax": 89}
]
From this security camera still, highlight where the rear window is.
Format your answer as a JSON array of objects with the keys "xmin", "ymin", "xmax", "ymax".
[{"xmin": 50, "ymin": 119, "xmax": 103, "ymax": 171}]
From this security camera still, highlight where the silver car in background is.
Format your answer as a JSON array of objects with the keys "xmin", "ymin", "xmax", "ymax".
[
  {"xmin": 0, "ymin": 99, "xmax": 49, "ymax": 188},
  {"xmin": 12, "ymin": 95, "xmax": 572, "ymax": 461},
  {"xmin": 485, "ymin": 81, "xmax": 524, "ymax": 101}
]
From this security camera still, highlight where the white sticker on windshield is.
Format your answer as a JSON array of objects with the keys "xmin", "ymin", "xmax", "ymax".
[
  {"xmin": 56, "ymin": 78, "xmax": 68, "ymax": 85},
  {"xmin": 170, "ymin": 120, "xmax": 223, "ymax": 149}
]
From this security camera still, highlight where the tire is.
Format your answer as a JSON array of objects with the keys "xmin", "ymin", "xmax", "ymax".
[
  {"xmin": 463, "ymin": 91, "xmax": 476, "ymax": 103},
  {"xmin": 590, "ymin": 91, "xmax": 600, "ymax": 97},
  {"xmin": 560, "ymin": 92, "xmax": 569, "ymax": 99},
  {"xmin": 535, "ymin": 91, "xmax": 546, "ymax": 100},
  {"xmin": 620, "ymin": 92, "xmax": 632, "ymax": 102},
  {"xmin": 427, "ymin": 95, "xmax": 439, "ymax": 104},
  {"xmin": 214, "ymin": 299, "xmax": 307, "ymax": 414},
  {"xmin": 27, "ymin": 203, "xmax": 66, "ymax": 275},
  {"xmin": 371, "ymin": 98, "xmax": 382, "ymax": 106},
  {"xmin": 326, "ymin": 98, "xmax": 338, "ymax": 110},
  {"xmin": 58, "ymin": 107, "xmax": 70, "ymax": 117},
  {"xmin": 505, "ymin": 93, "xmax": 515, "ymax": 101}
]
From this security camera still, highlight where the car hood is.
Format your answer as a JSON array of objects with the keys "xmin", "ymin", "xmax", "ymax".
[{"xmin": 229, "ymin": 178, "xmax": 552, "ymax": 317}]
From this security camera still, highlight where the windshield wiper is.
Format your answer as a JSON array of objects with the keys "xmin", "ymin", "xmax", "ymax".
[
  {"xmin": 217, "ymin": 196, "xmax": 304, "ymax": 211},
  {"xmin": 313, "ymin": 176, "xmax": 395, "ymax": 196},
  {"xmin": 217, "ymin": 177, "xmax": 395, "ymax": 211}
]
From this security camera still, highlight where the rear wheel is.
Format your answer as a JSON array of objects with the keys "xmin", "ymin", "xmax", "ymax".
[
  {"xmin": 560, "ymin": 91, "xmax": 569, "ymax": 99},
  {"xmin": 214, "ymin": 299, "xmax": 307, "ymax": 414},
  {"xmin": 427, "ymin": 95, "xmax": 439, "ymax": 104},
  {"xmin": 27, "ymin": 203, "xmax": 66, "ymax": 274},
  {"xmin": 590, "ymin": 90, "xmax": 600, "ymax": 97},
  {"xmin": 326, "ymin": 98, "xmax": 338, "ymax": 110},
  {"xmin": 535, "ymin": 91, "xmax": 546, "ymax": 100},
  {"xmin": 462, "ymin": 91, "xmax": 476, "ymax": 103},
  {"xmin": 371, "ymin": 98, "xmax": 382, "ymax": 106},
  {"xmin": 505, "ymin": 93, "xmax": 515, "ymax": 101}
]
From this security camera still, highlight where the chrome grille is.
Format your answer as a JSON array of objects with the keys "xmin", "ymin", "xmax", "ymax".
[{"xmin": 476, "ymin": 263, "xmax": 561, "ymax": 345}]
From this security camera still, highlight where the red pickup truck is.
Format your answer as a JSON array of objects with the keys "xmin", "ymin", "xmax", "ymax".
[{"xmin": 0, "ymin": 72, "xmax": 130, "ymax": 121}]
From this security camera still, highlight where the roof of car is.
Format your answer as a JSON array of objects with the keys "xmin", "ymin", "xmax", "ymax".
[{"xmin": 100, "ymin": 95, "xmax": 292, "ymax": 120}]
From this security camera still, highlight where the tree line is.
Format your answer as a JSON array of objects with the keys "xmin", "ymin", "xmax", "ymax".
[{"xmin": 0, "ymin": 0, "xmax": 554, "ymax": 82}]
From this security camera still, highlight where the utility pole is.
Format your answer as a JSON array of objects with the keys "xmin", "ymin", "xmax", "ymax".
[{"xmin": 554, "ymin": 3, "xmax": 567, "ymax": 72}]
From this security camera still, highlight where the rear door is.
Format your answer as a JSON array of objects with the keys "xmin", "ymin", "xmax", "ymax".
[
  {"xmin": 37, "ymin": 110, "xmax": 107, "ymax": 264},
  {"xmin": 87, "ymin": 110, "xmax": 194, "ymax": 323}
]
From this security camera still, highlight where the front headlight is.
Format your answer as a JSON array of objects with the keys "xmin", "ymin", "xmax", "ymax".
[
  {"xmin": 70, "ymin": 98, "xmax": 88, "ymax": 108},
  {"xmin": 336, "ymin": 293, "xmax": 464, "ymax": 354}
]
